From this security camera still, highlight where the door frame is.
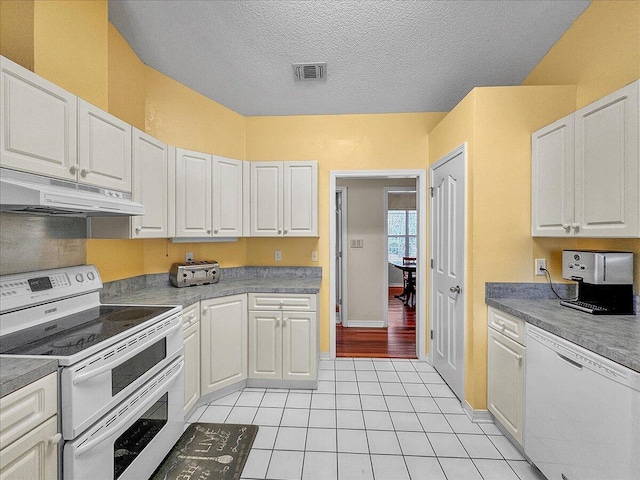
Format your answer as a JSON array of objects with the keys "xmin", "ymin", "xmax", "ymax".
[
  {"xmin": 429, "ymin": 143, "xmax": 467, "ymax": 400},
  {"xmin": 383, "ymin": 186, "xmax": 417, "ymax": 328},
  {"xmin": 329, "ymin": 169, "xmax": 428, "ymax": 360},
  {"xmin": 335, "ymin": 186, "xmax": 348, "ymax": 326}
]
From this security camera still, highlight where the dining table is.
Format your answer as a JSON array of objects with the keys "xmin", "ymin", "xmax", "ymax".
[{"xmin": 391, "ymin": 261, "xmax": 416, "ymax": 307}]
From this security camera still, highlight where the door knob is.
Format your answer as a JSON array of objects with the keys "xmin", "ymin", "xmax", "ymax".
[{"xmin": 450, "ymin": 286, "xmax": 461, "ymax": 294}]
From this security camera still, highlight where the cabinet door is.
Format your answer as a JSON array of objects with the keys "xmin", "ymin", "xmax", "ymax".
[
  {"xmin": 248, "ymin": 311, "xmax": 282, "ymax": 380},
  {"xmin": 531, "ymin": 115, "xmax": 575, "ymax": 237},
  {"xmin": 0, "ymin": 56, "xmax": 77, "ymax": 181},
  {"xmin": 201, "ymin": 295, "xmax": 248, "ymax": 394},
  {"xmin": 282, "ymin": 311, "xmax": 317, "ymax": 381},
  {"xmin": 487, "ymin": 327, "xmax": 524, "ymax": 445},
  {"xmin": 0, "ymin": 415, "xmax": 58, "ymax": 480},
  {"xmin": 131, "ymin": 129, "xmax": 169, "ymax": 238},
  {"xmin": 175, "ymin": 148, "xmax": 212, "ymax": 237},
  {"xmin": 250, "ymin": 162, "xmax": 283, "ymax": 236},
  {"xmin": 574, "ymin": 81, "xmax": 639, "ymax": 237},
  {"xmin": 183, "ymin": 321, "xmax": 200, "ymax": 416},
  {"xmin": 284, "ymin": 161, "xmax": 318, "ymax": 236},
  {"xmin": 212, "ymin": 155, "xmax": 243, "ymax": 237},
  {"xmin": 78, "ymin": 99, "xmax": 132, "ymax": 191}
]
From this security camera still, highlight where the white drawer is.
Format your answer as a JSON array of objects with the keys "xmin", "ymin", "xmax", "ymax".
[
  {"xmin": 488, "ymin": 306, "xmax": 526, "ymax": 346},
  {"xmin": 0, "ymin": 372, "xmax": 57, "ymax": 450},
  {"xmin": 182, "ymin": 302, "xmax": 200, "ymax": 329},
  {"xmin": 248, "ymin": 293, "xmax": 316, "ymax": 312}
]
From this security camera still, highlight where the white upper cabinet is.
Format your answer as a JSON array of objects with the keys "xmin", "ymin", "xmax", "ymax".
[
  {"xmin": 574, "ymin": 82, "xmax": 639, "ymax": 237},
  {"xmin": 250, "ymin": 162, "xmax": 283, "ymax": 236},
  {"xmin": 284, "ymin": 161, "xmax": 318, "ymax": 237},
  {"xmin": 0, "ymin": 56, "xmax": 78, "ymax": 181},
  {"xmin": 532, "ymin": 80, "xmax": 639, "ymax": 237},
  {"xmin": 532, "ymin": 114, "xmax": 575, "ymax": 236},
  {"xmin": 250, "ymin": 161, "xmax": 318, "ymax": 237},
  {"xmin": 78, "ymin": 100, "xmax": 132, "ymax": 191},
  {"xmin": 175, "ymin": 148, "xmax": 212, "ymax": 237},
  {"xmin": 211, "ymin": 155, "xmax": 243, "ymax": 237},
  {"xmin": 131, "ymin": 129, "xmax": 169, "ymax": 238}
]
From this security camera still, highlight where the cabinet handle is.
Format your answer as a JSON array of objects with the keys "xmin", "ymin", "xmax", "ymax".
[
  {"xmin": 516, "ymin": 354, "xmax": 523, "ymax": 363},
  {"xmin": 283, "ymin": 317, "xmax": 288, "ymax": 325},
  {"xmin": 70, "ymin": 164, "xmax": 80, "ymax": 174},
  {"xmin": 207, "ymin": 229, "xmax": 212, "ymax": 234},
  {"xmin": 284, "ymin": 229, "xmax": 288, "ymax": 235},
  {"xmin": 49, "ymin": 433, "xmax": 62, "ymax": 445},
  {"xmin": 498, "ymin": 320, "xmax": 506, "ymax": 330},
  {"xmin": 80, "ymin": 168, "xmax": 91, "ymax": 177},
  {"xmin": 276, "ymin": 318, "xmax": 280, "ymax": 326},
  {"xmin": 135, "ymin": 226, "xmax": 142, "ymax": 233},
  {"xmin": 278, "ymin": 228, "xmax": 282, "ymax": 234},
  {"xmin": 213, "ymin": 228, "xmax": 218, "ymax": 234},
  {"xmin": 562, "ymin": 223, "xmax": 570, "ymax": 231},
  {"xmin": 571, "ymin": 223, "xmax": 579, "ymax": 231}
]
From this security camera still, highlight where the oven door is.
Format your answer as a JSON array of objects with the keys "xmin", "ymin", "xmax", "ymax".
[
  {"xmin": 61, "ymin": 312, "xmax": 183, "ymax": 439},
  {"xmin": 63, "ymin": 354, "xmax": 184, "ymax": 480}
]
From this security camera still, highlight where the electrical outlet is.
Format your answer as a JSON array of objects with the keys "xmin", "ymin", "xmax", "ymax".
[
  {"xmin": 311, "ymin": 250, "xmax": 319, "ymax": 262},
  {"xmin": 275, "ymin": 250, "xmax": 282, "ymax": 261},
  {"xmin": 186, "ymin": 252, "xmax": 194, "ymax": 262},
  {"xmin": 535, "ymin": 258, "xmax": 547, "ymax": 276}
]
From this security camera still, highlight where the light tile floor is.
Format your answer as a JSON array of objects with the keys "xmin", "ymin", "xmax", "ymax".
[{"xmin": 187, "ymin": 358, "xmax": 546, "ymax": 480}]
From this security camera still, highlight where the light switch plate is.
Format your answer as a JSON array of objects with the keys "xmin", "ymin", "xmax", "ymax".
[
  {"xmin": 275, "ymin": 250, "xmax": 282, "ymax": 261},
  {"xmin": 311, "ymin": 250, "xmax": 319, "ymax": 261},
  {"xmin": 350, "ymin": 239, "xmax": 363, "ymax": 248},
  {"xmin": 186, "ymin": 252, "xmax": 194, "ymax": 262}
]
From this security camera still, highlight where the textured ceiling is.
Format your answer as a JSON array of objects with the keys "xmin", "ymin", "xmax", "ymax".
[{"xmin": 108, "ymin": 0, "xmax": 590, "ymax": 116}]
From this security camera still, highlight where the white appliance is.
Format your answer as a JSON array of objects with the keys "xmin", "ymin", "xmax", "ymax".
[
  {"xmin": 525, "ymin": 324, "xmax": 640, "ymax": 480},
  {"xmin": 0, "ymin": 265, "xmax": 184, "ymax": 480},
  {"xmin": 0, "ymin": 167, "xmax": 144, "ymax": 216}
]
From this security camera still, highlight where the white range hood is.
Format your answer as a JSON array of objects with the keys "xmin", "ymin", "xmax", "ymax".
[{"xmin": 0, "ymin": 168, "xmax": 144, "ymax": 217}]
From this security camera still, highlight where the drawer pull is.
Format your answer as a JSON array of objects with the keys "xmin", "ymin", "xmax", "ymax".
[{"xmin": 49, "ymin": 433, "xmax": 62, "ymax": 445}]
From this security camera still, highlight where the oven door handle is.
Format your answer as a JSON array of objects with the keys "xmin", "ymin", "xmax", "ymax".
[
  {"xmin": 72, "ymin": 320, "xmax": 182, "ymax": 385},
  {"xmin": 74, "ymin": 360, "xmax": 184, "ymax": 458}
]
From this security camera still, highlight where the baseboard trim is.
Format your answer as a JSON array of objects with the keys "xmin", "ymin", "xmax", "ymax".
[
  {"xmin": 247, "ymin": 378, "xmax": 317, "ymax": 389},
  {"xmin": 320, "ymin": 352, "xmax": 332, "ymax": 360},
  {"xmin": 345, "ymin": 320, "xmax": 385, "ymax": 328},
  {"xmin": 463, "ymin": 401, "xmax": 493, "ymax": 423}
]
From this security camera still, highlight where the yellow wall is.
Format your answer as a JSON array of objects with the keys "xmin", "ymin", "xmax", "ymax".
[
  {"xmin": 33, "ymin": 0, "xmax": 108, "ymax": 109},
  {"xmin": 246, "ymin": 113, "xmax": 446, "ymax": 352},
  {"xmin": 523, "ymin": 0, "xmax": 640, "ymax": 109},
  {"xmin": 87, "ymin": 16, "xmax": 250, "ymax": 281},
  {"xmin": 0, "ymin": 0, "xmax": 35, "ymax": 70},
  {"xmin": 107, "ymin": 23, "xmax": 146, "ymax": 131}
]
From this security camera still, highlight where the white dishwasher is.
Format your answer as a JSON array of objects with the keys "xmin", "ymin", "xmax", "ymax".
[{"xmin": 524, "ymin": 324, "xmax": 640, "ymax": 480}]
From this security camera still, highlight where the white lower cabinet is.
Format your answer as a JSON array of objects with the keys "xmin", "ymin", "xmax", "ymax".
[
  {"xmin": 248, "ymin": 294, "xmax": 318, "ymax": 383},
  {"xmin": 0, "ymin": 372, "xmax": 59, "ymax": 480},
  {"xmin": 200, "ymin": 295, "xmax": 248, "ymax": 395},
  {"xmin": 182, "ymin": 303, "xmax": 200, "ymax": 416},
  {"xmin": 487, "ymin": 307, "xmax": 526, "ymax": 446}
]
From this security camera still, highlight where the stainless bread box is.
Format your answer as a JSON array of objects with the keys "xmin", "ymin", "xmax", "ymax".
[{"xmin": 170, "ymin": 260, "xmax": 221, "ymax": 287}]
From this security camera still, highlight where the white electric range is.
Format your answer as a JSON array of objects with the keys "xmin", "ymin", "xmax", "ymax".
[{"xmin": 0, "ymin": 265, "xmax": 184, "ymax": 480}]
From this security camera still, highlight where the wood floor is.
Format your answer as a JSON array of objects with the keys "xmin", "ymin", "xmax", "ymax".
[{"xmin": 336, "ymin": 287, "xmax": 416, "ymax": 358}]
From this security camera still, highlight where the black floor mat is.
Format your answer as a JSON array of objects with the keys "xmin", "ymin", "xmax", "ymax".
[{"xmin": 151, "ymin": 423, "xmax": 258, "ymax": 480}]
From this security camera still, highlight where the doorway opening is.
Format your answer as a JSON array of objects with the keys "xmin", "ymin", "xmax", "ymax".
[{"xmin": 329, "ymin": 170, "xmax": 428, "ymax": 360}]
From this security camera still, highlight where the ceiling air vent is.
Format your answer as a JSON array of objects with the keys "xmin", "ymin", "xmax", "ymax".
[{"xmin": 293, "ymin": 62, "xmax": 327, "ymax": 81}]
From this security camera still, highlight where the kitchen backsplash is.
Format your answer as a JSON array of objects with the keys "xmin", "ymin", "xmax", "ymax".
[{"xmin": 0, "ymin": 213, "xmax": 86, "ymax": 275}]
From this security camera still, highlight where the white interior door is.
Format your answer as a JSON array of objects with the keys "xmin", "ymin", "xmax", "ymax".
[{"xmin": 430, "ymin": 146, "xmax": 466, "ymax": 401}]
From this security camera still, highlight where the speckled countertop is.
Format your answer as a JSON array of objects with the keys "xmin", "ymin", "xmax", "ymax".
[
  {"xmin": 486, "ymin": 297, "xmax": 640, "ymax": 373},
  {"xmin": 103, "ymin": 275, "xmax": 322, "ymax": 307},
  {"xmin": 0, "ymin": 357, "xmax": 57, "ymax": 398}
]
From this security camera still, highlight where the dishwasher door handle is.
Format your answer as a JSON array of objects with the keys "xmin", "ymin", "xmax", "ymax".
[{"xmin": 557, "ymin": 352, "xmax": 583, "ymax": 370}]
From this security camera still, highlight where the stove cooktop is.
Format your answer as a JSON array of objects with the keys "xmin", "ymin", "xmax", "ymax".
[{"xmin": 0, "ymin": 305, "xmax": 174, "ymax": 357}]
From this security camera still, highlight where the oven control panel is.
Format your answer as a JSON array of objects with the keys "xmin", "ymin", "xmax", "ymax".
[{"xmin": 0, "ymin": 265, "xmax": 102, "ymax": 313}]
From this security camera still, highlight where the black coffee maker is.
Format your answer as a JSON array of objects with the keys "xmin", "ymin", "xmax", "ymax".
[{"xmin": 560, "ymin": 250, "xmax": 634, "ymax": 315}]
